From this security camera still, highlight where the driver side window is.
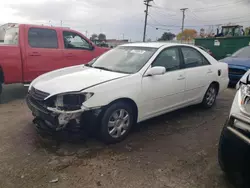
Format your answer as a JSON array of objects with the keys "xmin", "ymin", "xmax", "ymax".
[
  {"xmin": 152, "ymin": 47, "xmax": 181, "ymax": 72},
  {"xmin": 63, "ymin": 31, "xmax": 91, "ymax": 50}
]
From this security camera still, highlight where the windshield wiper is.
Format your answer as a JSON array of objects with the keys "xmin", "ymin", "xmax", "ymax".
[
  {"xmin": 93, "ymin": 66, "xmax": 113, "ymax": 71},
  {"xmin": 85, "ymin": 64, "xmax": 92, "ymax": 67}
]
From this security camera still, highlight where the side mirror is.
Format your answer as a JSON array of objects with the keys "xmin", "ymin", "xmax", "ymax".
[
  {"xmin": 226, "ymin": 54, "xmax": 232, "ymax": 57},
  {"xmin": 145, "ymin": 66, "xmax": 166, "ymax": 76}
]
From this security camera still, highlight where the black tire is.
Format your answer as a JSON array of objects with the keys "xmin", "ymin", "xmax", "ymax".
[
  {"xmin": 99, "ymin": 101, "xmax": 134, "ymax": 144},
  {"xmin": 218, "ymin": 120, "xmax": 229, "ymax": 172},
  {"xmin": 0, "ymin": 83, "xmax": 2, "ymax": 103},
  {"xmin": 228, "ymin": 82, "xmax": 236, "ymax": 88},
  {"xmin": 218, "ymin": 119, "xmax": 250, "ymax": 188},
  {"xmin": 201, "ymin": 83, "xmax": 218, "ymax": 108}
]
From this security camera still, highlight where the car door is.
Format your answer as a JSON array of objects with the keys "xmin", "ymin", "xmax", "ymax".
[
  {"xmin": 180, "ymin": 46, "xmax": 215, "ymax": 104},
  {"xmin": 62, "ymin": 30, "xmax": 95, "ymax": 67},
  {"xmin": 24, "ymin": 27, "xmax": 64, "ymax": 82},
  {"xmin": 140, "ymin": 47, "xmax": 186, "ymax": 120}
]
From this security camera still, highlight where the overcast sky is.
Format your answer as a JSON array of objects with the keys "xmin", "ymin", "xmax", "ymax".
[{"xmin": 1, "ymin": 0, "xmax": 250, "ymax": 41}]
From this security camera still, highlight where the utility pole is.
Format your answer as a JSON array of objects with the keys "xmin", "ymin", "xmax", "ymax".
[
  {"xmin": 143, "ymin": 0, "xmax": 153, "ymax": 42},
  {"xmin": 180, "ymin": 8, "xmax": 188, "ymax": 42}
]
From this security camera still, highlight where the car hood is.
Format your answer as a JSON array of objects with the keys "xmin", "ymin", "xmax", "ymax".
[
  {"xmin": 31, "ymin": 65, "xmax": 128, "ymax": 96},
  {"xmin": 221, "ymin": 57, "xmax": 250, "ymax": 67}
]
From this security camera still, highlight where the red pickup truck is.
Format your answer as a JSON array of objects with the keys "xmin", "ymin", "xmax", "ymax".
[{"xmin": 0, "ymin": 23, "xmax": 109, "ymax": 96}]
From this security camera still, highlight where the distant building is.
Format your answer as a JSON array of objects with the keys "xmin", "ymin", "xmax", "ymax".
[{"xmin": 106, "ymin": 39, "xmax": 129, "ymax": 48}]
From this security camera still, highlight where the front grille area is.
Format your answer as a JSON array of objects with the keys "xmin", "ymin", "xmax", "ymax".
[
  {"xmin": 229, "ymin": 68, "xmax": 246, "ymax": 75},
  {"xmin": 27, "ymin": 94, "xmax": 50, "ymax": 114},
  {"xmin": 29, "ymin": 87, "xmax": 50, "ymax": 101}
]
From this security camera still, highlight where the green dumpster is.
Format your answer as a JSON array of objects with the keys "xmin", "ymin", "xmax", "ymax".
[{"xmin": 195, "ymin": 36, "xmax": 250, "ymax": 60}]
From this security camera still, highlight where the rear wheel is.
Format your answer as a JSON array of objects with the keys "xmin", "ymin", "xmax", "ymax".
[
  {"xmin": 99, "ymin": 102, "xmax": 134, "ymax": 144},
  {"xmin": 202, "ymin": 83, "xmax": 218, "ymax": 108}
]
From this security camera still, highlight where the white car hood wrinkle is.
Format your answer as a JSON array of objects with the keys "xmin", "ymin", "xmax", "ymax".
[{"xmin": 31, "ymin": 65, "xmax": 128, "ymax": 96}]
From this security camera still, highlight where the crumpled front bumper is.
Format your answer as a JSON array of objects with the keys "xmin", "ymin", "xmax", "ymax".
[
  {"xmin": 26, "ymin": 94, "xmax": 58, "ymax": 126},
  {"xmin": 26, "ymin": 94, "xmax": 103, "ymax": 135}
]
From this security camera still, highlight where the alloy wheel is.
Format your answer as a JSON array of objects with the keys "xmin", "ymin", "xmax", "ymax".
[
  {"xmin": 206, "ymin": 86, "xmax": 216, "ymax": 106},
  {"xmin": 108, "ymin": 109, "xmax": 130, "ymax": 138}
]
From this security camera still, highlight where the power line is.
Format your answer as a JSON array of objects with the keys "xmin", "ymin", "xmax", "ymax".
[
  {"xmin": 148, "ymin": 14, "xmax": 178, "ymax": 27},
  {"xmin": 188, "ymin": 10, "xmax": 250, "ymax": 23},
  {"xmin": 143, "ymin": 0, "xmax": 153, "ymax": 42},
  {"xmin": 148, "ymin": 24, "xmax": 170, "ymax": 31},
  {"xmin": 151, "ymin": 5, "xmax": 177, "ymax": 12},
  {"xmin": 149, "ymin": 11, "xmax": 180, "ymax": 21},
  {"xmin": 193, "ymin": 0, "xmax": 247, "ymax": 12}
]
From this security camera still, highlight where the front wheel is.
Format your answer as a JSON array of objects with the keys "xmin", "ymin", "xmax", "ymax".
[
  {"xmin": 99, "ymin": 102, "xmax": 134, "ymax": 144},
  {"xmin": 202, "ymin": 84, "xmax": 218, "ymax": 108}
]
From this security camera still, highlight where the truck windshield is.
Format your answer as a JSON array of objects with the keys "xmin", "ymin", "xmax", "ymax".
[
  {"xmin": 0, "ymin": 25, "xmax": 19, "ymax": 45},
  {"xmin": 90, "ymin": 46, "xmax": 157, "ymax": 74}
]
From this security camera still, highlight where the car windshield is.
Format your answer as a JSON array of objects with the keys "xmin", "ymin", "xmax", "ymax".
[
  {"xmin": 90, "ymin": 46, "xmax": 157, "ymax": 74},
  {"xmin": 232, "ymin": 46, "xmax": 250, "ymax": 58}
]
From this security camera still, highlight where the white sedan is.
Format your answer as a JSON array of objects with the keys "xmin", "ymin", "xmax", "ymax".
[{"xmin": 27, "ymin": 42, "xmax": 229, "ymax": 143}]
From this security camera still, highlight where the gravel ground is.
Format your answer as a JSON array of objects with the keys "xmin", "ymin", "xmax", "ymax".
[{"xmin": 0, "ymin": 84, "xmax": 236, "ymax": 188}]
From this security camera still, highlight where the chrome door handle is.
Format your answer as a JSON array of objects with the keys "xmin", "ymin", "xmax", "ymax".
[
  {"xmin": 207, "ymin": 69, "xmax": 213, "ymax": 73},
  {"xmin": 177, "ymin": 76, "xmax": 185, "ymax": 80}
]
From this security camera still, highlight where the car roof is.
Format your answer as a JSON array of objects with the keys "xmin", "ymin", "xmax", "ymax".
[{"xmin": 120, "ymin": 42, "xmax": 194, "ymax": 49}]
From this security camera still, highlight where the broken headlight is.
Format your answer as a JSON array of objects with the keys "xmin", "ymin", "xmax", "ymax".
[
  {"xmin": 55, "ymin": 92, "xmax": 94, "ymax": 111},
  {"xmin": 239, "ymin": 84, "xmax": 250, "ymax": 114}
]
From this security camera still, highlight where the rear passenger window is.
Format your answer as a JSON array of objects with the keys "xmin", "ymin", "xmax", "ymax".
[
  {"xmin": 181, "ymin": 47, "xmax": 210, "ymax": 68},
  {"xmin": 28, "ymin": 28, "xmax": 58, "ymax": 48}
]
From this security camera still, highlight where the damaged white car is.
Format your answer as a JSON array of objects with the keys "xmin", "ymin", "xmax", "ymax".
[{"xmin": 27, "ymin": 43, "xmax": 229, "ymax": 143}]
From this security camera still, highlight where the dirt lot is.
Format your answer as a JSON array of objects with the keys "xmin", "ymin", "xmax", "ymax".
[{"xmin": 0, "ymin": 84, "xmax": 236, "ymax": 188}]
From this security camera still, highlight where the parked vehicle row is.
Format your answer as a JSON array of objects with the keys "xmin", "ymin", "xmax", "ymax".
[
  {"xmin": 0, "ymin": 23, "xmax": 109, "ymax": 96},
  {"xmin": 220, "ymin": 46, "xmax": 250, "ymax": 86},
  {"xmin": 26, "ymin": 42, "xmax": 229, "ymax": 143},
  {"xmin": 3, "ymin": 23, "xmax": 245, "ymax": 186}
]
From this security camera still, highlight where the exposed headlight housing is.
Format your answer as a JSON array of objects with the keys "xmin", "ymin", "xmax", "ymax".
[
  {"xmin": 239, "ymin": 84, "xmax": 250, "ymax": 114},
  {"xmin": 54, "ymin": 92, "xmax": 94, "ymax": 111}
]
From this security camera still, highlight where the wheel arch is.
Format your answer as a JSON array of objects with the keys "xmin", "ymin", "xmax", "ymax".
[
  {"xmin": 107, "ymin": 97, "xmax": 139, "ymax": 124},
  {"xmin": 211, "ymin": 81, "xmax": 220, "ymax": 94}
]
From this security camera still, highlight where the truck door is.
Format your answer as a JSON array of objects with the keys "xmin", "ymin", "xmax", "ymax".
[
  {"xmin": 23, "ymin": 26, "xmax": 63, "ymax": 82},
  {"xmin": 62, "ymin": 30, "xmax": 95, "ymax": 67}
]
